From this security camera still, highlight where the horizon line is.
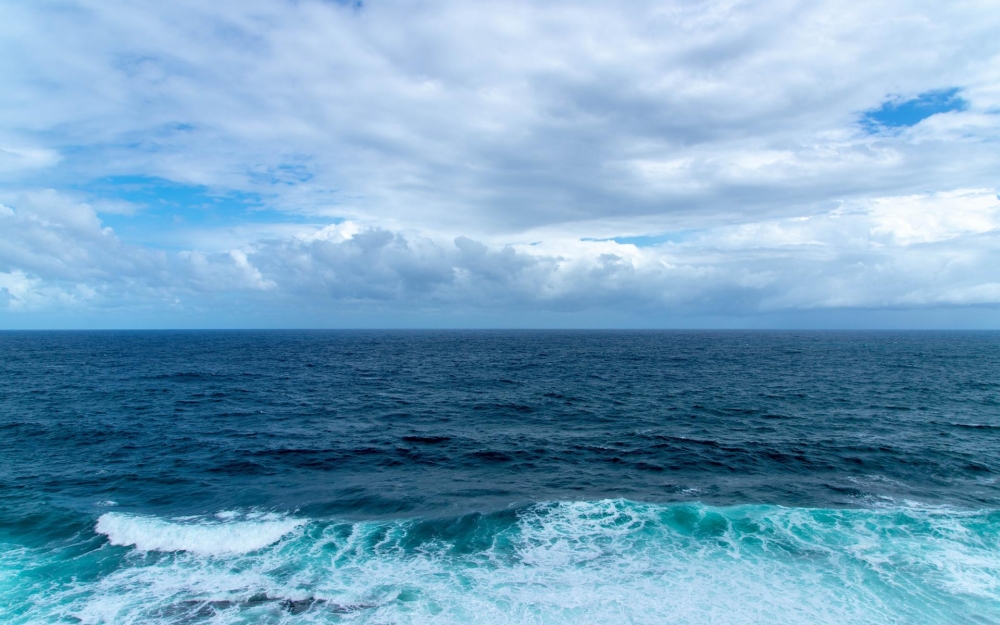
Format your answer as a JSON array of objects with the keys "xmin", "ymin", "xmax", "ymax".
[{"xmin": 3, "ymin": 328, "xmax": 999, "ymax": 332}]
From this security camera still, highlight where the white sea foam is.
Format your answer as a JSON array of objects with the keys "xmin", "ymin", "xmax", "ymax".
[
  {"xmin": 95, "ymin": 511, "xmax": 304, "ymax": 556},
  {"xmin": 5, "ymin": 501, "xmax": 998, "ymax": 624}
]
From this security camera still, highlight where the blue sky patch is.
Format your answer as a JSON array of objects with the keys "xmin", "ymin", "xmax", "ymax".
[
  {"xmin": 80, "ymin": 175, "xmax": 264, "ymax": 218},
  {"xmin": 862, "ymin": 88, "xmax": 967, "ymax": 132},
  {"xmin": 582, "ymin": 231, "xmax": 696, "ymax": 247},
  {"xmin": 77, "ymin": 176, "xmax": 320, "ymax": 248}
]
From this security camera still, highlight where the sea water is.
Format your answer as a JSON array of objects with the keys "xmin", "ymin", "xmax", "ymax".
[{"xmin": 1, "ymin": 331, "xmax": 998, "ymax": 623}]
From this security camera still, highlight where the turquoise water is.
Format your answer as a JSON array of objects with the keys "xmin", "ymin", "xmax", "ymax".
[{"xmin": 3, "ymin": 500, "xmax": 999, "ymax": 623}]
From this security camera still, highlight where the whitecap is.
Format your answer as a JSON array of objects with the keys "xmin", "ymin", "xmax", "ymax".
[
  {"xmin": 95, "ymin": 511, "xmax": 304, "ymax": 556},
  {"xmin": 15, "ymin": 501, "xmax": 998, "ymax": 624}
]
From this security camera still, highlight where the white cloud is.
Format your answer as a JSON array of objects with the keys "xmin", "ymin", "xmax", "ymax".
[
  {"xmin": 1, "ymin": 188, "xmax": 998, "ymax": 324},
  {"xmin": 0, "ymin": 145, "xmax": 61, "ymax": 175},
  {"xmin": 3, "ymin": 1, "xmax": 999, "ymax": 226},
  {"xmin": 1, "ymin": 1, "xmax": 999, "ymax": 325},
  {"xmin": 866, "ymin": 190, "xmax": 1000, "ymax": 245}
]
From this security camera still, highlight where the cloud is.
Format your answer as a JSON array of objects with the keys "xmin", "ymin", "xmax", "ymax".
[
  {"xmin": 0, "ymin": 188, "xmax": 998, "ymax": 326},
  {"xmin": 0, "ymin": 1, "xmax": 999, "ymax": 325},
  {"xmin": 4, "ymin": 1, "xmax": 1000, "ymax": 227},
  {"xmin": 0, "ymin": 145, "xmax": 61, "ymax": 175}
]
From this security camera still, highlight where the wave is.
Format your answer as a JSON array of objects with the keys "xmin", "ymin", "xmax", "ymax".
[
  {"xmin": 95, "ymin": 510, "xmax": 304, "ymax": 556},
  {"xmin": 5, "ymin": 500, "xmax": 1000, "ymax": 624}
]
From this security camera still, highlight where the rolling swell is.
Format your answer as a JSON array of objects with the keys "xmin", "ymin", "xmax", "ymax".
[
  {"xmin": 2, "ymin": 331, "xmax": 998, "ymax": 519},
  {"xmin": 3, "ymin": 500, "xmax": 999, "ymax": 624}
]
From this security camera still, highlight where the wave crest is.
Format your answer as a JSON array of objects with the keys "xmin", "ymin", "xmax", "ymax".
[
  {"xmin": 95, "ymin": 510, "xmax": 304, "ymax": 556},
  {"xmin": 7, "ymin": 501, "xmax": 997, "ymax": 624}
]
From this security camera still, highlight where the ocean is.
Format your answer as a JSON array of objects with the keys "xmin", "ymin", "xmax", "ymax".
[{"xmin": 1, "ymin": 330, "xmax": 998, "ymax": 623}]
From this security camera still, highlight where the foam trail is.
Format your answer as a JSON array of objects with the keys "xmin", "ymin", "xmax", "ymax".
[
  {"xmin": 3, "ymin": 501, "xmax": 999, "ymax": 624},
  {"xmin": 95, "ymin": 511, "xmax": 303, "ymax": 556}
]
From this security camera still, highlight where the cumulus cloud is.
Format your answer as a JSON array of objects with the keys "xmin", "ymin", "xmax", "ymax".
[{"xmin": 1, "ymin": 188, "xmax": 998, "ymax": 325}]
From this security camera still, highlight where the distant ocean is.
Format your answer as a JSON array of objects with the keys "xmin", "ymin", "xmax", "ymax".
[{"xmin": 2, "ymin": 330, "xmax": 999, "ymax": 623}]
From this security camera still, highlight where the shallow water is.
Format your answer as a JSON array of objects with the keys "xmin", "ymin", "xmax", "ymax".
[{"xmin": 2, "ymin": 331, "xmax": 999, "ymax": 622}]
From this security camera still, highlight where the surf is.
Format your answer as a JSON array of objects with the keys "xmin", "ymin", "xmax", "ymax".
[
  {"xmin": 4, "ymin": 499, "xmax": 999, "ymax": 624},
  {"xmin": 95, "ymin": 510, "xmax": 304, "ymax": 556}
]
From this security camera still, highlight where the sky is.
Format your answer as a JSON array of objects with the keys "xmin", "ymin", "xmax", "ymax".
[{"xmin": 1, "ymin": 0, "xmax": 1000, "ymax": 329}]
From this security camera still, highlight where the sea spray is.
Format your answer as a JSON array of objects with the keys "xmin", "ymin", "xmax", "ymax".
[
  {"xmin": 3, "ymin": 500, "xmax": 999, "ymax": 624},
  {"xmin": 95, "ymin": 511, "xmax": 305, "ymax": 556}
]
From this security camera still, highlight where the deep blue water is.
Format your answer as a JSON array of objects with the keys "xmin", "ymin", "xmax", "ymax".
[{"xmin": 1, "ymin": 331, "xmax": 999, "ymax": 623}]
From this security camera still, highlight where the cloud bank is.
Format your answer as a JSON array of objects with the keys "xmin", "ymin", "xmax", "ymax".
[{"xmin": 1, "ymin": 0, "xmax": 999, "ymax": 327}]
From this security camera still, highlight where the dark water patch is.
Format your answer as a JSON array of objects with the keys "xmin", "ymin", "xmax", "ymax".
[
  {"xmin": 469, "ymin": 450, "xmax": 514, "ymax": 463},
  {"xmin": 208, "ymin": 461, "xmax": 274, "ymax": 476},
  {"xmin": 161, "ymin": 595, "xmax": 374, "ymax": 620},
  {"xmin": 402, "ymin": 435, "xmax": 451, "ymax": 444},
  {"xmin": 943, "ymin": 422, "xmax": 1000, "ymax": 430},
  {"xmin": 1, "ymin": 330, "xmax": 1000, "ymax": 523}
]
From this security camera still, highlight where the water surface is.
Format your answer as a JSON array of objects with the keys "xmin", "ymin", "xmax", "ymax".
[{"xmin": 2, "ymin": 331, "xmax": 998, "ymax": 623}]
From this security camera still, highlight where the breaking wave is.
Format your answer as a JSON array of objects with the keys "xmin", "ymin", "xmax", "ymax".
[
  {"xmin": 3, "ymin": 500, "xmax": 1000, "ymax": 624},
  {"xmin": 95, "ymin": 511, "xmax": 304, "ymax": 556}
]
